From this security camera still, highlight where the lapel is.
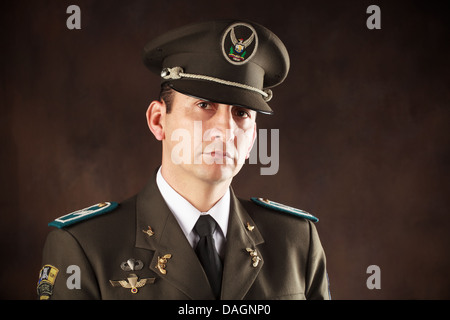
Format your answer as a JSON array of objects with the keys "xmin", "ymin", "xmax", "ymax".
[
  {"xmin": 133, "ymin": 176, "xmax": 265, "ymax": 300},
  {"xmin": 134, "ymin": 177, "xmax": 214, "ymax": 300},
  {"xmin": 221, "ymin": 188, "xmax": 265, "ymax": 300}
]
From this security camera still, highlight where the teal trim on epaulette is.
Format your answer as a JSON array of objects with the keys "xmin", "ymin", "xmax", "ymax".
[
  {"xmin": 250, "ymin": 197, "xmax": 319, "ymax": 223},
  {"xmin": 48, "ymin": 202, "xmax": 118, "ymax": 228}
]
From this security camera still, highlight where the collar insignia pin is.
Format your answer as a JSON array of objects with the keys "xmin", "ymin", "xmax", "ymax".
[
  {"xmin": 143, "ymin": 226, "xmax": 155, "ymax": 237},
  {"xmin": 246, "ymin": 248, "xmax": 261, "ymax": 268},
  {"xmin": 155, "ymin": 254, "xmax": 172, "ymax": 275},
  {"xmin": 246, "ymin": 222, "xmax": 255, "ymax": 231}
]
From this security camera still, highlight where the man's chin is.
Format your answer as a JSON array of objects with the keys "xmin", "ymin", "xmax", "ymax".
[{"xmin": 191, "ymin": 162, "xmax": 239, "ymax": 184}]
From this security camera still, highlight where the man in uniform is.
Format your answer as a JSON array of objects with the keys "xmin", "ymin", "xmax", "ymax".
[{"xmin": 37, "ymin": 20, "xmax": 330, "ymax": 300}]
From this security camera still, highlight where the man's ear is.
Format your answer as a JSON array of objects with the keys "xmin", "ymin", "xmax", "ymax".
[
  {"xmin": 146, "ymin": 100, "xmax": 165, "ymax": 141},
  {"xmin": 245, "ymin": 123, "xmax": 257, "ymax": 159}
]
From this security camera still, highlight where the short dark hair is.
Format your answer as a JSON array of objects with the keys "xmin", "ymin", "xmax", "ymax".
[{"xmin": 159, "ymin": 83, "xmax": 174, "ymax": 113}]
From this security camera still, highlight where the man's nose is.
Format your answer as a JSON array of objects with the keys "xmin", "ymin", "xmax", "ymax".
[{"xmin": 209, "ymin": 105, "xmax": 235, "ymax": 142}]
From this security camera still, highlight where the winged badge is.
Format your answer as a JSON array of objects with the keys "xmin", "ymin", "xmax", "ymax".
[
  {"xmin": 228, "ymin": 27, "xmax": 255, "ymax": 62},
  {"xmin": 109, "ymin": 273, "xmax": 155, "ymax": 294}
]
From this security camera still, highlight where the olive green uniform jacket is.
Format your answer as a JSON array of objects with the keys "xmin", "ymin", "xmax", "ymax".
[{"xmin": 39, "ymin": 177, "xmax": 330, "ymax": 300}]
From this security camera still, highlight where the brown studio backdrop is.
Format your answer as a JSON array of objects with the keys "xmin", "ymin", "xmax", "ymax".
[{"xmin": 1, "ymin": 0, "xmax": 449, "ymax": 299}]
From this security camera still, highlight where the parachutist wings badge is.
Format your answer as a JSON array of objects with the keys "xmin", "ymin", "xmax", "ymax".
[{"xmin": 109, "ymin": 273, "xmax": 155, "ymax": 294}]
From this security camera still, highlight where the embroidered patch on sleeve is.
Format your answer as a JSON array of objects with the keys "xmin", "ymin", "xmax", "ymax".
[{"xmin": 37, "ymin": 265, "xmax": 59, "ymax": 300}]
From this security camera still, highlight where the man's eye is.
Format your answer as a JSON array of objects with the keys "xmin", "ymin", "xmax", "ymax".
[
  {"xmin": 197, "ymin": 102, "xmax": 211, "ymax": 109},
  {"xmin": 235, "ymin": 109, "xmax": 250, "ymax": 118}
]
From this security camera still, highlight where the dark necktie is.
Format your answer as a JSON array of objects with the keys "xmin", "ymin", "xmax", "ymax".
[{"xmin": 194, "ymin": 214, "xmax": 223, "ymax": 299}]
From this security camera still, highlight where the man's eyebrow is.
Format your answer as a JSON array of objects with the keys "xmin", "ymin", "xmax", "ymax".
[
  {"xmin": 190, "ymin": 96, "xmax": 214, "ymax": 104},
  {"xmin": 232, "ymin": 105, "xmax": 256, "ymax": 113}
]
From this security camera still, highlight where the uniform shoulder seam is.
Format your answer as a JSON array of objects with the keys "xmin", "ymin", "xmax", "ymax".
[
  {"xmin": 250, "ymin": 197, "xmax": 319, "ymax": 223},
  {"xmin": 48, "ymin": 202, "xmax": 119, "ymax": 229}
]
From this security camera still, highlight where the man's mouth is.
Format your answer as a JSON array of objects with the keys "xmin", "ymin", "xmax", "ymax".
[{"xmin": 209, "ymin": 150, "xmax": 232, "ymax": 159}]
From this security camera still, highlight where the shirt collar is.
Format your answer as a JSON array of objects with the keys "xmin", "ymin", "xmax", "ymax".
[{"xmin": 156, "ymin": 167, "xmax": 230, "ymax": 239}]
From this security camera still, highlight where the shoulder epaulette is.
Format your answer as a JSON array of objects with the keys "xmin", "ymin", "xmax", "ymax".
[
  {"xmin": 250, "ymin": 197, "xmax": 319, "ymax": 223},
  {"xmin": 48, "ymin": 202, "xmax": 118, "ymax": 228}
]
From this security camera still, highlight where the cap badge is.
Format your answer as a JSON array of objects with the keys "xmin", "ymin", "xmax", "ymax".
[{"xmin": 222, "ymin": 22, "xmax": 258, "ymax": 65}]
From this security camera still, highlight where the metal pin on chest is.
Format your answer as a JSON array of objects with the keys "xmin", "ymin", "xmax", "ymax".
[
  {"xmin": 120, "ymin": 258, "xmax": 143, "ymax": 271},
  {"xmin": 109, "ymin": 273, "xmax": 154, "ymax": 294}
]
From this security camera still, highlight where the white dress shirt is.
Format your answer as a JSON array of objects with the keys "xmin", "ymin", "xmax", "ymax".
[{"xmin": 156, "ymin": 167, "xmax": 230, "ymax": 257}]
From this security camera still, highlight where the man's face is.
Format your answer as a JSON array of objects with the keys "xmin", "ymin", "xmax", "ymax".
[{"xmin": 161, "ymin": 91, "xmax": 257, "ymax": 185}]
